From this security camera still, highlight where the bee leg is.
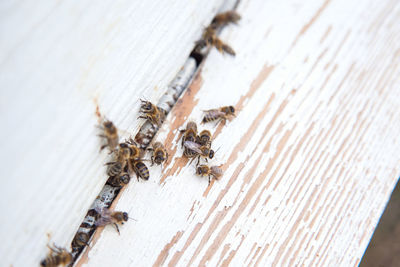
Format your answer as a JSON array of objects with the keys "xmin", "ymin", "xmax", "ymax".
[
  {"xmin": 104, "ymin": 161, "xmax": 116, "ymax": 166},
  {"xmin": 166, "ymin": 152, "xmax": 169, "ymax": 163},
  {"xmin": 100, "ymin": 144, "xmax": 108, "ymax": 151},
  {"xmin": 113, "ymin": 223, "xmax": 121, "ymax": 235},
  {"xmin": 208, "ymin": 175, "xmax": 212, "ymax": 185},
  {"xmin": 151, "ymin": 156, "xmax": 154, "ymax": 166},
  {"xmin": 134, "ymin": 170, "xmax": 140, "ymax": 182},
  {"xmin": 189, "ymin": 157, "xmax": 196, "ymax": 165}
]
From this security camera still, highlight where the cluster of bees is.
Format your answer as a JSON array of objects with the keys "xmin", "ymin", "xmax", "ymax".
[
  {"xmin": 195, "ymin": 10, "xmax": 241, "ymax": 56},
  {"xmin": 40, "ymin": 10, "xmax": 239, "ymax": 267},
  {"xmin": 180, "ymin": 105, "xmax": 236, "ymax": 183}
]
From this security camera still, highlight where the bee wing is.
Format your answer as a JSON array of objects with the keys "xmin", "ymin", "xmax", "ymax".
[
  {"xmin": 95, "ymin": 216, "xmax": 112, "ymax": 227},
  {"xmin": 204, "ymin": 109, "xmax": 225, "ymax": 117},
  {"xmin": 183, "ymin": 141, "xmax": 203, "ymax": 154},
  {"xmin": 94, "ymin": 207, "xmax": 113, "ymax": 226},
  {"xmin": 210, "ymin": 166, "xmax": 223, "ymax": 176}
]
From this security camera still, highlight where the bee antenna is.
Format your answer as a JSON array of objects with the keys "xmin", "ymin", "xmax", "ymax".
[
  {"xmin": 214, "ymin": 146, "xmax": 221, "ymax": 155},
  {"xmin": 128, "ymin": 217, "xmax": 137, "ymax": 221}
]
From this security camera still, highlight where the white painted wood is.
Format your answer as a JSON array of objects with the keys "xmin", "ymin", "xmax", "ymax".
[
  {"xmin": 80, "ymin": 0, "xmax": 400, "ymax": 266},
  {"xmin": 0, "ymin": 1, "xmax": 227, "ymax": 266}
]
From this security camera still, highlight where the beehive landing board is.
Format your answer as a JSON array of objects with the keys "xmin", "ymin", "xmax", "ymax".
[
  {"xmin": 80, "ymin": 0, "xmax": 400, "ymax": 266},
  {"xmin": 0, "ymin": 0, "xmax": 227, "ymax": 265}
]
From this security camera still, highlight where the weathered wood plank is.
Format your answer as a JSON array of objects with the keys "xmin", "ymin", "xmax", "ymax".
[
  {"xmin": 0, "ymin": 0, "xmax": 227, "ymax": 266},
  {"xmin": 81, "ymin": 0, "xmax": 400, "ymax": 266}
]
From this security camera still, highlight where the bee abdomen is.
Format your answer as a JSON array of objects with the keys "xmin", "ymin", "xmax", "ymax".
[
  {"xmin": 41, "ymin": 255, "xmax": 60, "ymax": 267},
  {"xmin": 202, "ymin": 113, "xmax": 218, "ymax": 123},
  {"xmin": 107, "ymin": 162, "xmax": 123, "ymax": 177},
  {"xmin": 135, "ymin": 162, "xmax": 149, "ymax": 180}
]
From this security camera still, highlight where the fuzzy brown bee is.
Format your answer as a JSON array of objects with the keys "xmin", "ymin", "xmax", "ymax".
[
  {"xmin": 202, "ymin": 106, "xmax": 236, "ymax": 124},
  {"xmin": 132, "ymin": 160, "xmax": 150, "ymax": 181},
  {"xmin": 180, "ymin": 121, "xmax": 198, "ymax": 158},
  {"xmin": 139, "ymin": 99, "xmax": 155, "ymax": 113},
  {"xmin": 180, "ymin": 121, "xmax": 198, "ymax": 146},
  {"xmin": 107, "ymin": 173, "xmax": 130, "ymax": 187},
  {"xmin": 105, "ymin": 143, "xmax": 132, "ymax": 177},
  {"xmin": 138, "ymin": 101, "xmax": 165, "ymax": 127},
  {"xmin": 40, "ymin": 244, "xmax": 72, "ymax": 267},
  {"xmin": 197, "ymin": 26, "xmax": 236, "ymax": 56},
  {"xmin": 72, "ymin": 232, "xmax": 90, "ymax": 249},
  {"xmin": 126, "ymin": 138, "xmax": 142, "ymax": 161},
  {"xmin": 148, "ymin": 142, "xmax": 169, "ymax": 166},
  {"xmin": 183, "ymin": 141, "xmax": 215, "ymax": 165},
  {"xmin": 212, "ymin": 11, "xmax": 241, "ymax": 27},
  {"xmin": 196, "ymin": 165, "xmax": 223, "ymax": 184},
  {"xmin": 98, "ymin": 119, "xmax": 119, "ymax": 152},
  {"xmin": 95, "ymin": 207, "xmax": 129, "ymax": 234},
  {"xmin": 196, "ymin": 130, "xmax": 212, "ymax": 147}
]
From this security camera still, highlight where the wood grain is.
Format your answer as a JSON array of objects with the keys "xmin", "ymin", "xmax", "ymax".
[{"xmin": 82, "ymin": 0, "xmax": 400, "ymax": 266}]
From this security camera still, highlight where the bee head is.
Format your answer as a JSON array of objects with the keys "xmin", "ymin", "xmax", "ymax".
[
  {"xmin": 120, "ymin": 174, "xmax": 130, "ymax": 185},
  {"xmin": 122, "ymin": 212, "xmax": 129, "ymax": 222},
  {"xmin": 196, "ymin": 166, "xmax": 204, "ymax": 175},
  {"xmin": 104, "ymin": 121, "xmax": 113, "ymax": 129}
]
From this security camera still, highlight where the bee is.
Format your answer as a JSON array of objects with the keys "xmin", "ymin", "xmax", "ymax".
[
  {"xmin": 98, "ymin": 119, "xmax": 119, "ymax": 152},
  {"xmin": 132, "ymin": 160, "xmax": 150, "ymax": 181},
  {"xmin": 148, "ymin": 142, "xmax": 169, "ymax": 167},
  {"xmin": 40, "ymin": 244, "xmax": 72, "ymax": 267},
  {"xmin": 139, "ymin": 99, "xmax": 155, "ymax": 113},
  {"xmin": 212, "ymin": 11, "xmax": 241, "ymax": 27},
  {"xmin": 196, "ymin": 165, "xmax": 223, "ymax": 184},
  {"xmin": 106, "ymin": 173, "xmax": 130, "ymax": 187},
  {"xmin": 126, "ymin": 138, "xmax": 142, "ymax": 161},
  {"xmin": 72, "ymin": 232, "xmax": 90, "ymax": 249},
  {"xmin": 95, "ymin": 207, "xmax": 129, "ymax": 234},
  {"xmin": 138, "ymin": 101, "xmax": 165, "ymax": 127},
  {"xmin": 196, "ymin": 24, "xmax": 236, "ymax": 56},
  {"xmin": 196, "ymin": 130, "xmax": 212, "ymax": 147},
  {"xmin": 202, "ymin": 106, "xmax": 236, "ymax": 124},
  {"xmin": 105, "ymin": 143, "xmax": 132, "ymax": 177},
  {"xmin": 180, "ymin": 121, "xmax": 198, "ymax": 158},
  {"xmin": 183, "ymin": 141, "xmax": 215, "ymax": 164},
  {"xmin": 180, "ymin": 121, "xmax": 198, "ymax": 146}
]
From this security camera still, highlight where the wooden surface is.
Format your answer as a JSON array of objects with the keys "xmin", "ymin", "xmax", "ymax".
[
  {"xmin": 1, "ymin": 0, "xmax": 400, "ymax": 266},
  {"xmin": 0, "ymin": 0, "xmax": 226, "ymax": 266},
  {"xmin": 80, "ymin": 0, "xmax": 400, "ymax": 266}
]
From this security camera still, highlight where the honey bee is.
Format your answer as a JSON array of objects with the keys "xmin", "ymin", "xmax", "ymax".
[
  {"xmin": 105, "ymin": 143, "xmax": 131, "ymax": 177},
  {"xmin": 138, "ymin": 101, "xmax": 165, "ymax": 127},
  {"xmin": 132, "ymin": 160, "xmax": 150, "ymax": 181},
  {"xmin": 197, "ymin": 26, "xmax": 236, "ymax": 56},
  {"xmin": 106, "ymin": 173, "xmax": 131, "ymax": 187},
  {"xmin": 148, "ymin": 142, "xmax": 169, "ymax": 167},
  {"xmin": 72, "ymin": 232, "xmax": 90, "ymax": 248},
  {"xmin": 180, "ymin": 121, "xmax": 199, "ymax": 158},
  {"xmin": 196, "ymin": 130, "xmax": 212, "ymax": 147},
  {"xmin": 40, "ymin": 244, "xmax": 72, "ymax": 267},
  {"xmin": 183, "ymin": 141, "xmax": 215, "ymax": 164},
  {"xmin": 212, "ymin": 11, "xmax": 241, "ymax": 27},
  {"xmin": 202, "ymin": 106, "xmax": 236, "ymax": 124},
  {"xmin": 180, "ymin": 121, "xmax": 198, "ymax": 146},
  {"xmin": 196, "ymin": 165, "xmax": 223, "ymax": 184},
  {"xmin": 126, "ymin": 138, "xmax": 142, "ymax": 161},
  {"xmin": 139, "ymin": 99, "xmax": 155, "ymax": 113},
  {"xmin": 94, "ymin": 207, "xmax": 129, "ymax": 234},
  {"xmin": 98, "ymin": 119, "xmax": 119, "ymax": 152}
]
